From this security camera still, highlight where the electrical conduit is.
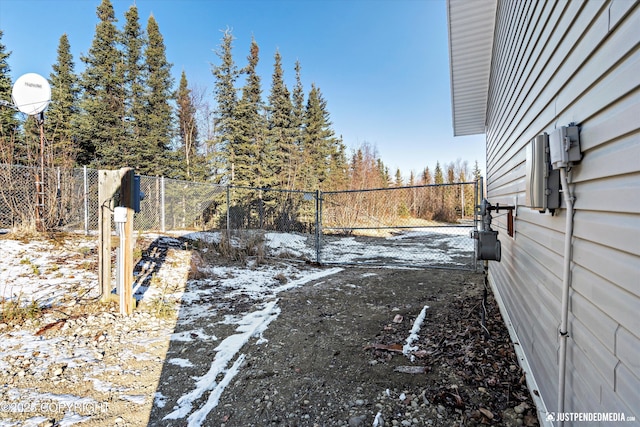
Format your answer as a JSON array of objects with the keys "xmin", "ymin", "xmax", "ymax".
[{"xmin": 557, "ymin": 167, "xmax": 575, "ymax": 425}]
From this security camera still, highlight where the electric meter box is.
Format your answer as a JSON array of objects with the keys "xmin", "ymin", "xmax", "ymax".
[
  {"xmin": 133, "ymin": 175, "xmax": 145, "ymax": 213},
  {"xmin": 477, "ymin": 230, "xmax": 501, "ymax": 261},
  {"xmin": 525, "ymin": 134, "xmax": 560, "ymax": 212},
  {"xmin": 549, "ymin": 125, "xmax": 581, "ymax": 169}
]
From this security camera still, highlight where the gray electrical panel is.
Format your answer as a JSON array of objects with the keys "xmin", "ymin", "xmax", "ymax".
[
  {"xmin": 525, "ymin": 133, "xmax": 560, "ymax": 213},
  {"xmin": 549, "ymin": 125, "xmax": 582, "ymax": 169}
]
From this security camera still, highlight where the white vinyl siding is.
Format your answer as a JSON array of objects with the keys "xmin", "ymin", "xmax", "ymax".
[{"xmin": 484, "ymin": 0, "xmax": 640, "ymax": 423}]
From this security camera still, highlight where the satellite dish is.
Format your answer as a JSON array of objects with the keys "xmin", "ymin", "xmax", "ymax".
[{"xmin": 12, "ymin": 73, "xmax": 51, "ymax": 115}]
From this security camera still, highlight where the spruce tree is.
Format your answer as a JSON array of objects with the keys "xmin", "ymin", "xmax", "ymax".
[
  {"xmin": 121, "ymin": 4, "xmax": 146, "ymax": 167},
  {"xmin": 327, "ymin": 138, "xmax": 348, "ymax": 191},
  {"xmin": 176, "ymin": 71, "xmax": 207, "ymax": 181},
  {"xmin": 211, "ymin": 29, "xmax": 239, "ymax": 184},
  {"xmin": 291, "ymin": 60, "xmax": 305, "ymax": 179},
  {"xmin": 47, "ymin": 34, "xmax": 80, "ymax": 168},
  {"xmin": 301, "ymin": 83, "xmax": 339, "ymax": 190},
  {"xmin": 446, "ymin": 162, "xmax": 456, "ymax": 183},
  {"xmin": 434, "ymin": 161, "xmax": 444, "ymax": 184},
  {"xmin": 233, "ymin": 37, "xmax": 266, "ymax": 188},
  {"xmin": 267, "ymin": 50, "xmax": 295, "ymax": 189},
  {"xmin": 0, "ymin": 30, "xmax": 19, "ymax": 163},
  {"xmin": 291, "ymin": 61, "xmax": 305, "ymax": 144},
  {"xmin": 394, "ymin": 168, "xmax": 403, "ymax": 187},
  {"xmin": 472, "ymin": 160, "xmax": 482, "ymax": 181},
  {"xmin": 78, "ymin": 0, "xmax": 125, "ymax": 167},
  {"xmin": 141, "ymin": 14, "xmax": 174, "ymax": 176},
  {"xmin": 421, "ymin": 166, "xmax": 432, "ymax": 185}
]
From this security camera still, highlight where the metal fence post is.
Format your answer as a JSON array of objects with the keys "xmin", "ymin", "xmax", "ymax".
[
  {"xmin": 461, "ymin": 183, "xmax": 465, "ymax": 218},
  {"xmin": 160, "ymin": 176, "xmax": 166, "ymax": 232},
  {"xmin": 315, "ymin": 189, "xmax": 321, "ymax": 264},
  {"xmin": 226, "ymin": 185, "xmax": 231, "ymax": 240},
  {"xmin": 83, "ymin": 166, "xmax": 89, "ymax": 235}
]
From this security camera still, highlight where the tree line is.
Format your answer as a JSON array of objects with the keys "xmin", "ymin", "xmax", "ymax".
[{"xmin": 0, "ymin": 0, "xmax": 479, "ymax": 196}]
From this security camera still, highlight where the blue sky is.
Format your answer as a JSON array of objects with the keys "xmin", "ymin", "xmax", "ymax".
[{"xmin": 0, "ymin": 0, "xmax": 485, "ymax": 179}]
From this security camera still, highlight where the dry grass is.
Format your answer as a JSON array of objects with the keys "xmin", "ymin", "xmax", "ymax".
[{"xmin": 1, "ymin": 293, "xmax": 42, "ymax": 324}]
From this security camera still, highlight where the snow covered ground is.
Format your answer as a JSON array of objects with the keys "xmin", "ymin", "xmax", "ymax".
[{"xmin": 0, "ymin": 227, "xmax": 474, "ymax": 426}]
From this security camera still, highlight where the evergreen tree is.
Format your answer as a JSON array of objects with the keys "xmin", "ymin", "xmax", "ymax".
[
  {"xmin": 472, "ymin": 160, "xmax": 482, "ymax": 181},
  {"xmin": 446, "ymin": 161, "xmax": 456, "ymax": 183},
  {"xmin": 471, "ymin": 159, "xmax": 483, "ymax": 210},
  {"xmin": 326, "ymin": 138, "xmax": 348, "ymax": 191},
  {"xmin": 302, "ymin": 83, "xmax": 339, "ymax": 190},
  {"xmin": 349, "ymin": 148, "xmax": 365, "ymax": 189},
  {"xmin": 176, "ymin": 71, "xmax": 206, "ymax": 180},
  {"xmin": 212, "ymin": 29, "xmax": 239, "ymax": 183},
  {"xmin": 434, "ymin": 162, "xmax": 444, "ymax": 184},
  {"xmin": 421, "ymin": 166, "xmax": 432, "ymax": 185},
  {"xmin": 121, "ymin": 4, "xmax": 146, "ymax": 166},
  {"xmin": 291, "ymin": 60, "xmax": 305, "ymax": 150},
  {"xmin": 141, "ymin": 14, "xmax": 174, "ymax": 176},
  {"xmin": 46, "ymin": 34, "xmax": 80, "ymax": 168},
  {"xmin": 0, "ymin": 30, "xmax": 19, "ymax": 163},
  {"xmin": 394, "ymin": 168, "xmax": 403, "ymax": 187},
  {"xmin": 78, "ymin": 0, "xmax": 125, "ymax": 167},
  {"xmin": 349, "ymin": 143, "xmax": 384, "ymax": 190},
  {"xmin": 267, "ymin": 50, "xmax": 295, "ymax": 189},
  {"xmin": 233, "ymin": 36, "xmax": 266, "ymax": 188}
]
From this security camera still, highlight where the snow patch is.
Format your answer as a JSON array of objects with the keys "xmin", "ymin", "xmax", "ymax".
[
  {"xmin": 403, "ymin": 305, "xmax": 429, "ymax": 360},
  {"xmin": 168, "ymin": 357, "xmax": 194, "ymax": 368}
]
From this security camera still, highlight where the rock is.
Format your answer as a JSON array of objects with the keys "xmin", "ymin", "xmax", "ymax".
[
  {"xmin": 348, "ymin": 414, "xmax": 367, "ymax": 427},
  {"xmin": 514, "ymin": 402, "xmax": 528, "ymax": 414}
]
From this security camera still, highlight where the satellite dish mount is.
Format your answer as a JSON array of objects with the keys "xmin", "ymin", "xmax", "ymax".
[{"xmin": 12, "ymin": 73, "xmax": 52, "ymax": 231}]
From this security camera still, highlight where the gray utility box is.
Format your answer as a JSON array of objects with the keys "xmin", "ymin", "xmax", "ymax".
[
  {"xmin": 525, "ymin": 133, "xmax": 560, "ymax": 213},
  {"xmin": 549, "ymin": 125, "xmax": 582, "ymax": 169}
]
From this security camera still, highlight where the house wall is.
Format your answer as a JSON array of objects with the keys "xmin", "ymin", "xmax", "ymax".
[{"xmin": 484, "ymin": 0, "xmax": 639, "ymax": 423}]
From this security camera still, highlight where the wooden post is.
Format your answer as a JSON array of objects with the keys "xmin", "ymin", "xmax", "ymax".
[
  {"xmin": 98, "ymin": 169, "xmax": 121, "ymax": 300},
  {"xmin": 120, "ymin": 169, "xmax": 135, "ymax": 315},
  {"xmin": 98, "ymin": 168, "xmax": 135, "ymax": 314}
]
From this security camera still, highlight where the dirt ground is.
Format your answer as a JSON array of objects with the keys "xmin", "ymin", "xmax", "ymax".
[
  {"xmin": 0, "ymin": 233, "xmax": 540, "ymax": 427},
  {"xmin": 148, "ymin": 265, "xmax": 539, "ymax": 427}
]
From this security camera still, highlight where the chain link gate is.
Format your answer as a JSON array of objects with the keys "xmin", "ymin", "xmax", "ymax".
[
  {"xmin": 1, "ymin": 164, "xmax": 480, "ymax": 271},
  {"xmin": 318, "ymin": 182, "xmax": 479, "ymax": 270}
]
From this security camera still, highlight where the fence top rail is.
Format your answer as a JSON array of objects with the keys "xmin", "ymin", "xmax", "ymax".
[
  {"xmin": 228, "ymin": 185, "xmax": 313, "ymax": 195},
  {"xmin": 323, "ymin": 224, "xmax": 475, "ymax": 230},
  {"xmin": 322, "ymin": 181, "xmax": 478, "ymax": 195}
]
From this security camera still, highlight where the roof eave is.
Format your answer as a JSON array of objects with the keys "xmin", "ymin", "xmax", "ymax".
[{"xmin": 447, "ymin": 0, "xmax": 497, "ymax": 136}]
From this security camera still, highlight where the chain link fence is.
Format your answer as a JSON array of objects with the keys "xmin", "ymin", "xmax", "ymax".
[
  {"xmin": 320, "ymin": 182, "xmax": 478, "ymax": 269},
  {"xmin": 0, "ymin": 164, "xmax": 479, "ymax": 270},
  {"xmin": 0, "ymin": 164, "xmax": 99, "ymax": 231}
]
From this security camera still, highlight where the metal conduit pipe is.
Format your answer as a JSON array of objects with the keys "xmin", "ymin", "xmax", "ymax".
[{"xmin": 557, "ymin": 167, "xmax": 575, "ymax": 426}]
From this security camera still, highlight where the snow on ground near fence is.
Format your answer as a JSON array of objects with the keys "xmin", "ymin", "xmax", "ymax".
[
  {"xmin": 0, "ymin": 228, "xmax": 471, "ymax": 425},
  {"xmin": 187, "ymin": 226, "xmax": 474, "ymax": 266},
  {"xmin": 322, "ymin": 227, "xmax": 472, "ymax": 265},
  {"xmin": 0, "ymin": 233, "xmax": 344, "ymax": 426},
  {"xmin": 0, "ymin": 235, "xmax": 99, "ymax": 307},
  {"xmin": 0, "ymin": 227, "xmax": 473, "ymax": 306}
]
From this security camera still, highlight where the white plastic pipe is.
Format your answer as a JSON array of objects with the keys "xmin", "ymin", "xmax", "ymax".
[
  {"xmin": 117, "ymin": 221, "xmax": 126, "ymax": 316},
  {"xmin": 557, "ymin": 167, "xmax": 575, "ymax": 425}
]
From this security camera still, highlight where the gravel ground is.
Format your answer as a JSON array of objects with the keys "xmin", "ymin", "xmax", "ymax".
[
  {"xmin": 0, "ymin": 233, "xmax": 540, "ymax": 427},
  {"xmin": 197, "ymin": 267, "xmax": 540, "ymax": 427}
]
